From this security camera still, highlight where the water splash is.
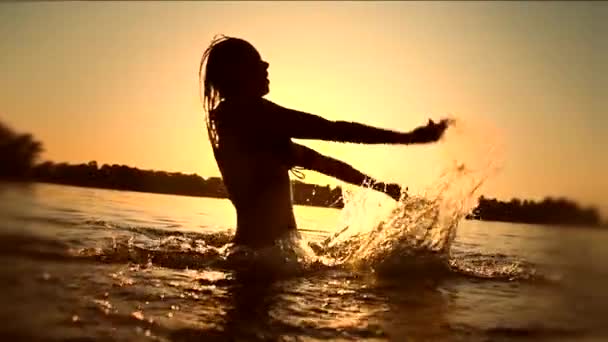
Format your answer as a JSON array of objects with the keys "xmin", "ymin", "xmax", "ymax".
[
  {"xmin": 314, "ymin": 161, "xmax": 488, "ymax": 270},
  {"xmin": 307, "ymin": 117, "xmax": 508, "ymax": 275}
]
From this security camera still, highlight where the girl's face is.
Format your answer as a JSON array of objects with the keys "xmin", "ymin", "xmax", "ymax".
[
  {"xmin": 206, "ymin": 38, "xmax": 271, "ymax": 99},
  {"xmin": 238, "ymin": 44, "xmax": 270, "ymax": 97}
]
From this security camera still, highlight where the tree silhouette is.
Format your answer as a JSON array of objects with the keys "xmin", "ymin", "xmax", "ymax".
[{"xmin": 0, "ymin": 121, "xmax": 43, "ymax": 179}]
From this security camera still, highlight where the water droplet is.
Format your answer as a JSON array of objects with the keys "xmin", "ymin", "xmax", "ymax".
[
  {"xmin": 167, "ymin": 312, "xmax": 173, "ymax": 318},
  {"xmin": 72, "ymin": 315, "xmax": 79, "ymax": 322},
  {"xmin": 131, "ymin": 311, "xmax": 144, "ymax": 320},
  {"xmin": 42, "ymin": 272, "xmax": 51, "ymax": 281}
]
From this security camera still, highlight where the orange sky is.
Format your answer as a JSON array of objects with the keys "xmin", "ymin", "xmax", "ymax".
[{"xmin": 1, "ymin": 2, "xmax": 606, "ymax": 215}]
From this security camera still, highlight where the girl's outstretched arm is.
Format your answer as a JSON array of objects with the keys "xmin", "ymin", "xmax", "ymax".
[
  {"xmin": 260, "ymin": 98, "xmax": 451, "ymax": 145},
  {"xmin": 290, "ymin": 142, "xmax": 402, "ymax": 201}
]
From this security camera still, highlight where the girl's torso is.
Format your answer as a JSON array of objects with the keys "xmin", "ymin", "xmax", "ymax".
[{"xmin": 209, "ymin": 99, "xmax": 297, "ymax": 246}]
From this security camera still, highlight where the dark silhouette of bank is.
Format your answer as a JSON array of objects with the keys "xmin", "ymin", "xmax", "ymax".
[
  {"xmin": 198, "ymin": 35, "xmax": 452, "ymax": 247},
  {"xmin": 467, "ymin": 195, "xmax": 601, "ymax": 227},
  {"xmin": 30, "ymin": 160, "xmax": 344, "ymax": 208}
]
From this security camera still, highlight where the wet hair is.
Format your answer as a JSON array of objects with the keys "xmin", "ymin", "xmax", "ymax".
[{"xmin": 199, "ymin": 35, "xmax": 257, "ymax": 148}]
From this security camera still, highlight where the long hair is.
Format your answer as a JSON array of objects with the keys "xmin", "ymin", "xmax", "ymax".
[
  {"xmin": 199, "ymin": 35, "xmax": 232, "ymax": 149},
  {"xmin": 199, "ymin": 35, "xmax": 255, "ymax": 149}
]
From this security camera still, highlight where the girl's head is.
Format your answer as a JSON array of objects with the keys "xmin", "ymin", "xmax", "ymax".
[{"xmin": 199, "ymin": 36, "xmax": 269, "ymax": 112}]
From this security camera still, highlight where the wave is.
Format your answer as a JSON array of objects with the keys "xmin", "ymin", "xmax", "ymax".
[{"xmin": 0, "ymin": 222, "xmax": 543, "ymax": 283}]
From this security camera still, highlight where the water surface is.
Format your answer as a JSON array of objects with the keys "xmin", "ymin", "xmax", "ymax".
[{"xmin": 1, "ymin": 182, "xmax": 607, "ymax": 341}]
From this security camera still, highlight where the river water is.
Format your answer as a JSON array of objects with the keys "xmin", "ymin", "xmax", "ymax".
[{"xmin": 0, "ymin": 181, "xmax": 607, "ymax": 341}]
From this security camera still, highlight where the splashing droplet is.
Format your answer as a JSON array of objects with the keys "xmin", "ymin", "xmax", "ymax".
[{"xmin": 131, "ymin": 311, "xmax": 144, "ymax": 321}]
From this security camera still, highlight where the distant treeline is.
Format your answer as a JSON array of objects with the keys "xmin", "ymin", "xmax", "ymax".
[
  {"xmin": 31, "ymin": 160, "xmax": 345, "ymax": 208},
  {"xmin": 0, "ymin": 120, "xmax": 604, "ymax": 226},
  {"xmin": 467, "ymin": 196, "xmax": 601, "ymax": 227}
]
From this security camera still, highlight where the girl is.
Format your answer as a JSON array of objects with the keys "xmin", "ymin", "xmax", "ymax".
[{"xmin": 199, "ymin": 36, "xmax": 451, "ymax": 248}]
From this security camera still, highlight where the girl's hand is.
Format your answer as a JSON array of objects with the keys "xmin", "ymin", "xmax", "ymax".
[
  {"xmin": 372, "ymin": 182, "xmax": 403, "ymax": 201},
  {"xmin": 409, "ymin": 118, "xmax": 454, "ymax": 144}
]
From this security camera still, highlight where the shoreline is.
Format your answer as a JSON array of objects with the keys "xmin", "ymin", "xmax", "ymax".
[{"xmin": 5, "ymin": 179, "xmax": 604, "ymax": 229}]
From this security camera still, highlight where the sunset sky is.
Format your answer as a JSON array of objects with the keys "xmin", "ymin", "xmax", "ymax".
[{"xmin": 1, "ymin": 2, "xmax": 606, "ymax": 215}]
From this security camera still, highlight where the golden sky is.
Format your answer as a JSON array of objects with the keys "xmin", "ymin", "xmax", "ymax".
[{"xmin": 1, "ymin": 2, "xmax": 606, "ymax": 214}]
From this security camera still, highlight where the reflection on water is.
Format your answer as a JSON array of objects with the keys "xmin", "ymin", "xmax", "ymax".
[{"xmin": 1, "ymin": 182, "xmax": 608, "ymax": 341}]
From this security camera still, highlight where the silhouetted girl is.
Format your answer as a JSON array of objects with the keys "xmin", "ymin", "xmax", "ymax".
[{"xmin": 199, "ymin": 36, "xmax": 450, "ymax": 247}]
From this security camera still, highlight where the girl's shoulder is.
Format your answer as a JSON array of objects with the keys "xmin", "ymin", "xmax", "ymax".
[{"xmin": 219, "ymin": 97, "xmax": 280, "ymax": 117}]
